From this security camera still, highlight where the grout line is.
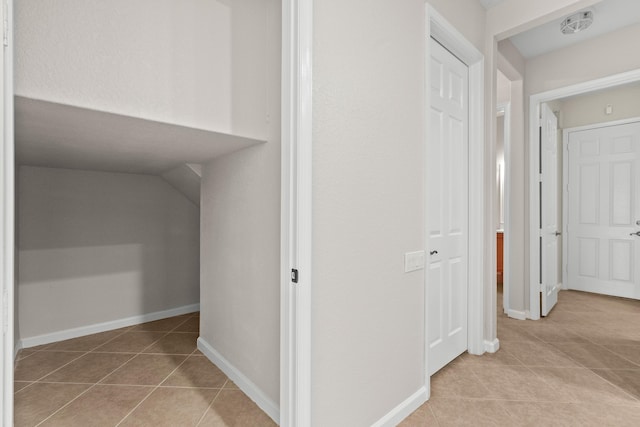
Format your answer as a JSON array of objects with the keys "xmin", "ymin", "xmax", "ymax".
[
  {"xmin": 34, "ymin": 352, "xmax": 139, "ymax": 426},
  {"xmin": 115, "ymin": 346, "xmax": 194, "ymax": 426},
  {"xmin": 195, "ymin": 381, "xmax": 227, "ymax": 427}
]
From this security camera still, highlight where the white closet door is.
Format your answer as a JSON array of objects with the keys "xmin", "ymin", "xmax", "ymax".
[
  {"xmin": 427, "ymin": 38, "xmax": 469, "ymax": 375},
  {"xmin": 567, "ymin": 121, "xmax": 640, "ymax": 300}
]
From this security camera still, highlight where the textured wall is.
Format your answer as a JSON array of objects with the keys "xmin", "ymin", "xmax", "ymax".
[
  {"xmin": 18, "ymin": 166, "xmax": 200, "ymax": 341},
  {"xmin": 15, "ymin": 0, "xmax": 267, "ymax": 136},
  {"xmin": 199, "ymin": 0, "xmax": 280, "ymax": 405},
  {"xmin": 311, "ymin": 0, "xmax": 485, "ymax": 425}
]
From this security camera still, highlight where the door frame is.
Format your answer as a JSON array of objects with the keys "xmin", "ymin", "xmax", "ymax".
[
  {"xmin": 280, "ymin": 0, "xmax": 312, "ymax": 425},
  {"xmin": 425, "ymin": 5, "xmax": 486, "ymax": 392},
  {"xmin": 561, "ymin": 116, "xmax": 640, "ymax": 293},
  {"xmin": 497, "ymin": 102, "xmax": 511, "ymax": 315},
  {"xmin": 528, "ymin": 68, "xmax": 640, "ymax": 319},
  {"xmin": 1, "ymin": 0, "xmax": 14, "ymax": 425}
]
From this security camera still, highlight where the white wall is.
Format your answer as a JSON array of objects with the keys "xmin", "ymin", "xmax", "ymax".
[
  {"xmin": 17, "ymin": 166, "xmax": 199, "ymax": 342},
  {"xmin": 199, "ymin": 0, "xmax": 280, "ymax": 406},
  {"xmin": 559, "ymin": 82, "xmax": 640, "ymax": 129},
  {"xmin": 311, "ymin": 1, "xmax": 485, "ymax": 425},
  {"xmin": 15, "ymin": 0, "xmax": 265, "ymax": 138},
  {"xmin": 526, "ymin": 24, "xmax": 640, "ymax": 97}
]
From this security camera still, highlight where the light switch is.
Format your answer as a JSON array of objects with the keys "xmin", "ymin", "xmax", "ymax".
[{"xmin": 404, "ymin": 250, "xmax": 425, "ymax": 273}]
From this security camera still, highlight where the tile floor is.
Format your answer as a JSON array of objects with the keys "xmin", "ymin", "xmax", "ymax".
[
  {"xmin": 14, "ymin": 312, "xmax": 276, "ymax": 427},
  {"xmin": 401, "ymin": 289, "xmax": 640, "ymax": 426}
]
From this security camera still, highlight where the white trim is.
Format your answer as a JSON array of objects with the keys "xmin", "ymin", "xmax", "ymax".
[
  {"xmin": 497, "ymin": 102, "xmax": 511, "ymax": 315},
  {"xmin": 561, "ymin": 116, "xmax": 640, "ymax": 292},
  {"xmin": 280, "ymin": 0, "xmax": 312, "ymax": 426},
  {"xmin": 528, "ymin": 68, "xmax": 640, "ymax": 320},
  {"xmin": 507, "ymin": 309, "xmax": 527, "ymax": 320},
  {"xmin": 484, "ymin": 339, "xmax": 500, "ymax": 353},
  {"xmin": 19, "ymin": 304, "xmax": 200, "ymax": 349},
  {"xmin": 1, "ymin": 1, "xmax": 14, "ymax": 425},
  {"xmin": 425, "ymin": 5, "xmax": 486, "ymax": 383},
  {"xmin": 198, "ymin": 337, "xmax": 279, "ymax": 425},
  {"xmin": 371, "ymin": 387, "xmax": 428, "ymax": 427}
]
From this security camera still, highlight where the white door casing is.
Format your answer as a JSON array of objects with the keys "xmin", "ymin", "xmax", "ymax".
[
  {"xmin": 1, "ymin": 0, "xmax": 14, "ymax": 425},
  {"xmin": 566, "ymin": 121, "xmax": 640, "ymax": 300},
  {"xmin": 427, "ymin": 38, "xmax": 469, "ymax": 376},
  {"xmin": 540, "ymin": 103, "xmax": 560, "ymax": 316}
]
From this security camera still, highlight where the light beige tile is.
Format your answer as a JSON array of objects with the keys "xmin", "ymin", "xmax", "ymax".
[
  {"xmin": 16, "ymin": 349, "xmax": 37, "ymax": 361},
  {"xmin": 458, "ymin": 348, "xmax": 524, "ymax": 366},
  {"xmin": 40, "ymin": 385, "xmax": 153, "ymax": 427},
  {"xmin": 470, "ymin": 365, "xmax": 565, "ymax": 402},
  {"xmin": 143, "ymin": 332, "xmax": 198, "ymax": 354},
  {"xmin": 532, "ymin": 366, "xmax": 640, "ymax": 406},
  {"xmin": 591, "ymin": 369, "xmax": 640, "ymax": 402},
  {"xmin": 93, "ymin": 331, "xmax": 166, "ymax": 353},
  {"xmin": 14, "ymin": 381, "xmax": 33, "ymax": 393},
  {"xmin": 496, "ymin": 323, "xmax": 537, "ymax": 343},
  {"xmin": 42, "ymin": 352, "xmax": 134, "ymax": 383},
  {"xmin": 120, "ymin": 387, "xmax": 217, "ymax": 426},
  {"xmin": 14, "ymin": 382, "xmax": 90, "ymax": 427},
  {"xmin": 129, "ymin": 315, "xmax": 192, "ymax": 332},
  {"xmin": 174, "ymin": 316, "xmax": 199, "ymax": 333},
  {"xmin": 552, "ymin": 342, "xmax": 640, "ymax": 369},
  {"xmin": 45, "ymin": 330, "xmax": 125, "ymax": 352},
  {"xmin": 431, "ymin": 363, "xmax": 493, "ymax": 398},
  {"xmin": 500, "ymin": 341, "xmax": 580, "ymax": 367},
  {"xmin": 14, "ymin": 351, "xmax": 83, "ymax": 381},
  {"xmin": 224, "ymin": 379, "xmax": 240, "ymax": 390},
  {"xmin": 607, "ymin": 344, "xmax": 640, "ymax": 366},
  {"xmin": 162, "ymin": 355, "xmax": 228, "ymax": 388},
  {"xmin": 398, "ymin": 402, "xmax": 438, "ymax": 427},
  {"xmin": 100, "ymin": 354, "xmax": 187, "ymax": 386},
  {"xmin": 199, "ymin": 389, "xmax": 276, "ymax": 427},
  {"xmin": 502, "ymin": 401, "xmax": 606, "ymax": 427},
  {"xmin": 428, "ymin": 397, "xmax": 513, "ymax": 426}
]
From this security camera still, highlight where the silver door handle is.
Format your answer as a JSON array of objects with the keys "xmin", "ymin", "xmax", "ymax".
[{"xmin": 630, "ymin": 231, "xmax": 640, "ymax": 237}]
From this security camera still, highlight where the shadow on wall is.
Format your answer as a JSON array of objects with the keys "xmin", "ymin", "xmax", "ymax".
[{"xmin": 17, "ymin": 166, "xmax": 200, "ymax": 341}]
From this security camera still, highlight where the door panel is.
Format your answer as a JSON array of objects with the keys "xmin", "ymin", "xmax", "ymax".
[
  {"xmin": 541, "ymin": 103, "xmax": 560, "ymax": 316},
  {"xmin": 427, "ymin": 38, "xmax": 468, "ymax": 376},
  {"xmin": 568, "ymin": 121, "xmax": 640, "ymax": 300}
]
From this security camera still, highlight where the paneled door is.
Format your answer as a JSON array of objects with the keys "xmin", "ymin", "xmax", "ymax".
[
  {"xmin": 567, "ymin": 121, "xmax": 640, "ymax": 300},
  {"xmin": 427, "ymin": 38, "xmax": 469, "ymax": 375},
  {"xmin": 541, "ymin": 103, "xmax": 560, "ymax": 316}
]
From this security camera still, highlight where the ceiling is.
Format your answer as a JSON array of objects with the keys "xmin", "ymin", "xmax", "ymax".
[
  {"xmin": 478, "ymin": 0, "xmax": 504, "ymax": 9},
  {"xmin": 16, "ymin": 97, "xmax": 264, "ymax": 175},
  {"xmin": 508, "ymin": 0, "xmax": 640, "ymax": 58}
]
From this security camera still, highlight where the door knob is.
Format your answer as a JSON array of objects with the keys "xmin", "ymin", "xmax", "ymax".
[{"xmin": 630, "ymin": 231, "xmax": 640, "ymax": 237}]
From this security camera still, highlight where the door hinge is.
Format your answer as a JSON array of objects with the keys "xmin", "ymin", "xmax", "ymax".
[{"xmin": 291, "ymin": 269, "xmax": 298, "ymax": 284}]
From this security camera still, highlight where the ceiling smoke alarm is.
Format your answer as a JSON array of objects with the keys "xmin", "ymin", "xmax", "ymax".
[{"xmin": 561, "ymin": 10, "xmax": 594, "ymax": 35}]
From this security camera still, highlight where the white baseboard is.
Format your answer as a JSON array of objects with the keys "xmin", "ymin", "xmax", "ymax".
[
  {"xmin": 197, "ymin": 337, "xmax": 279, "ymax": 425},
  {"xmin": 20, "ymin": 303, "xmax": 200, "ymax": 349},
  {"xmin": 507, "ymin": 309, "xmax": 527, "ymax": 320},
  {"xmin": 371, "ymin": 387, "xmax": 428, "ymax": 427},
  {"xmin": 14, "ymin": 342, "xmax": 23, "ymax": 361},
  {"xmin": 484, "ymin": 338, "xmax": 500, "ymax": 353}
]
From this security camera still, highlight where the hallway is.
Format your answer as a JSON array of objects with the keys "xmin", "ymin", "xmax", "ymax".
[
  {"xmin": 402, "ymin": 290, "xmax": 640, "ymax": 426},
  {"xmin": 13, "ymin": 312, "xmax": 275, "ymax": 426}
]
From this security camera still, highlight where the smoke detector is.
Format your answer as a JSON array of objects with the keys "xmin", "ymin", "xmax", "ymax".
[{"xmin": 561, "ymin": 10, "xmax": 594, "ymax": 35}]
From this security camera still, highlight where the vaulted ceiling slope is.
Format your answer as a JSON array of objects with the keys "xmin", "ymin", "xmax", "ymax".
[{"xmin": 16, "ymin": 97, "xmax": 263, "ymax": 175}]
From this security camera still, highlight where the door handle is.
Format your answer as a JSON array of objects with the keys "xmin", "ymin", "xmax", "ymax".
[
  {"xmin": 554, "ymin": 231, "xmax": 562, "ymax": 236},
  {"xmin": 630, "ymin": 231, "xmax": 640, "ymax": 237},
  {"xmin": 430, "ymin": 250, "xmax": 438, "ymax": 255}
]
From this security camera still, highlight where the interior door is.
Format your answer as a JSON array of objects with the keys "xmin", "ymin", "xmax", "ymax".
[
  {"xmin": 427, "ymin": 38, "xmax": 468, "ymax": 375},
  {"xmin": 540, "ymin": 103, "xmax": 560, "ymax": 316},
  {"xmin": 567, "ymin": 121, "xmax": 640, "ymax": 300}
]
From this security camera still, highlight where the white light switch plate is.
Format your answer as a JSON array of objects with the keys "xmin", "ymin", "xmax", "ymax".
[{"xmin": 404, "ymin": 250, "xmax": 425, "ymax": 273}]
